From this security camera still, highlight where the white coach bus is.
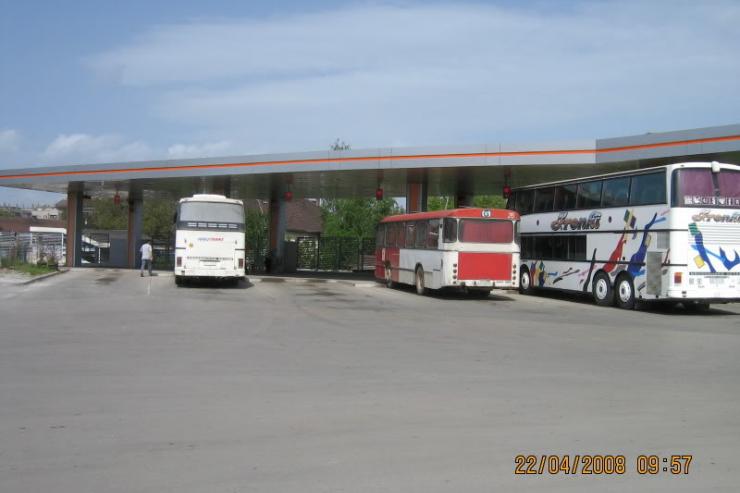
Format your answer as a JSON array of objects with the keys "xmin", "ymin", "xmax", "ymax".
[
  {"xmin": 173, "ymin": 194, "xmax": 246, "ymax": 285},
  {"xmin": 507, "ymin": 162, "xmax": 740, "ymax": 310}
]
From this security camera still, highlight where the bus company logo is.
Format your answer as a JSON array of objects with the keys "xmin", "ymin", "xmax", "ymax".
[
  {"xmin": 551, "ymin": 211, "xmax": 602, "ymax": 231},
  {"xmin": 691, "ymin": 210, "xmax": 740, "ymax": 223},
  {"xmin": 197, "ymin": 237, "xmax": 225, "ymax": 241},
  {"xmin": 481, "ymin": 209, "xmax": 492, "ymax": 218}
]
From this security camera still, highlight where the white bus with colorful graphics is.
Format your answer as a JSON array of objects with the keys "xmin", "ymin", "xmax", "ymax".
[
  {"xmin": 174, "ymin": 194, "xmax": 246, "ymax": 285},
  {"xmin": 507, "ymin": 162, "xmax": 740, "ymax": 310},
  {"xmin": 375, "ymin": 208, "xmax": 520, "ymax": 296}
]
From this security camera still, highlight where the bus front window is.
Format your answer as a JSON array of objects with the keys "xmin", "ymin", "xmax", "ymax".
[
  {"xmin": 178, "ymin": 202, "xmax": 245, "ymax": 229},
  {"xmin": 675, "ymin": 169, "xmax": 740, "ymax": 207}
]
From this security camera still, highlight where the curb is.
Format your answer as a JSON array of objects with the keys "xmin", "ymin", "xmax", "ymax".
[{"xmin": 22, "ymin": 269, "xmax": 68, "ymax": 285}]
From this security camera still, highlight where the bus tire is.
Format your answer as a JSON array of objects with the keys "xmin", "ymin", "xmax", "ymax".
[
  {"xmin": 519, "ymin": 266, "xmax": 533, "ymax": 295},
  {"xmin": 175, "ymin": 275, "xmax": 184, "ymax": 287},
  {"xmin": 384, "ymin": 263, "xmax": 395, "ymax": 288},
  {"xmin": 615, "ymin": 273, "xmax": 635, "ymax": 310},
  {"xmin": 415, "ymin": 266, "xmax": 427, "ymax": 295},
  {"xmin": 592, "ymin": 271, "xmax": 614, "ymax": 307}
]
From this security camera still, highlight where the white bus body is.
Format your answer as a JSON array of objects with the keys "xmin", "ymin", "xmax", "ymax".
[
  {"xmin": 174, "ymin": 194, "xmax": 245, "ymax": 284},
  {"xmin": 509, "ymin": 162, "xmax": 740, "ymax": 309}
]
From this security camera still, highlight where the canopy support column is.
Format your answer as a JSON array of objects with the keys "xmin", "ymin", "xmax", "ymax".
[
  {"xmin": 65, "ymin": 184, "xmax": 84, "ymax": 267},
  {"xmin": 127, "ymin": 191, "xmax": 143, "ymax": 269}
]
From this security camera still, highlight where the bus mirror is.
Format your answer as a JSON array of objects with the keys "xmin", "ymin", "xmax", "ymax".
[{"xmin": 173, "ymin": 212, "xmax": 177, "ymax": 223}]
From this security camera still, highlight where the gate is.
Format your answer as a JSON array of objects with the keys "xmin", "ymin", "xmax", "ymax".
[{"xmin": 296, "ymin": 236, "xmax": 375, "ymax": 272}]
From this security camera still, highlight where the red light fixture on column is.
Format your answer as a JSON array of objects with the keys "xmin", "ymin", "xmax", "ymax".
[
  {"xmin": 502, "ymin": 185, "xmax": 512, "ymax": 199},
  {"xmin": 113, "ymin": 192, "xmax": 121, "ymax": 206},
  {"xmin": 375, "ymin": 188, "xmax": 384, "ymax": 201},
  {"xmin": 283, "ymin": 190, "xmax": 293, "ymax": 202}
]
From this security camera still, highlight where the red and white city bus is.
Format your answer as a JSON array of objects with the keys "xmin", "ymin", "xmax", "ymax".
[{"xmin": 375, "ymin": 208, "xmax": 520, "ymax": 296}]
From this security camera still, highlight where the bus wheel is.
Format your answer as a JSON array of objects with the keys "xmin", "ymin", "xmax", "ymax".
[
  {"xmin": 384, "ymin": 264, "xmax": 394, "ymax": 288},
  {"xmin": 592, "ymin": 272, "xmax": 614, "ymax": 306},
  {"xmin": 615, "ymin": 274, "xmax": 635, "ymax": 310},
  {"xmin": 175, "ymin": 275, "xmax": 184, "ymax": 287},
  {"xmin": 415, "ymin": 266, "xmax": 427, "ymax": 295},
  {"xmin": 519, "ymin": 267, "xmax": 533, "ymax": 295}
]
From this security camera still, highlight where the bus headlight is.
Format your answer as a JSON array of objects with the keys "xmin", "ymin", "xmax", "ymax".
[
  {"xmin": 674, "ymin": 272, "xmax": 682, "ymax": 284},
  {"xmin": 238, "ymin": 258, "xmax": 244, "ymax": 269}
]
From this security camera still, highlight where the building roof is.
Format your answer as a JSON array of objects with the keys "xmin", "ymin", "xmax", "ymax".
[
  {"xmin": 244, "ymin": 198, "xmax": 323, "ymax": 234},
  {"xmin": 0, "ymin": 217, "xmax": 66, "ymax": 233}
]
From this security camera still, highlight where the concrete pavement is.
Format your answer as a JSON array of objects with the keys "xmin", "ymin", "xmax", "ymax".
[{"xmin": 1, "ymin": 269, "xmax": 739, "ymax": 492}]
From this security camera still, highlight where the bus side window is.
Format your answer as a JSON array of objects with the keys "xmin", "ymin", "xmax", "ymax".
[
  {"xmin": 427, "ymin": 219, "xmax": 440, "ymax": 249},
  {"xmin": 534, "ymin": 187, "xmax": 555, "ymax": 212},
  {"xmin": 515, "ymin": 190, "xmax": 534, "ymax": 214},
  {"xmin": 602, "ymin": 177, "xmax": 630, "ymax": 207},
  {"xmin": 551, "ymin": 236, "xmax": 567, "ymax": 259},
  {"xmin": 506, "ymin": 192, "xmax": 517, "ymax": 210},
  {"xmin": 415, "ymin": 221, "xmax": 427, "ymax": 249},
  {"xmin": 569, "ymin": 236, "xmax": 586, "ymax": 260},
  {"xmin": 576, "ymin": 181, "xmax": 602, "ymax": 209},
  {"xmin": 554, "ymin": 184, "xmax": 577, "ymax": 210},
  {"xmin": 521, "ymin": 236, "xmax": 532, "ymax": 258},
  {"xmin": 443, "ymin": 218, "xmax": 457, "ymax": 242},
  {"xmin": 630, "ymin": 172, "xmax": 666, "ymax": 205},
  {"xmin": 376, "ymin": 224, "xmax": 385, "ymax": 248},
  {"xmin": 405, "ymin": 222, "xmax": 416, "ymax": 248}
]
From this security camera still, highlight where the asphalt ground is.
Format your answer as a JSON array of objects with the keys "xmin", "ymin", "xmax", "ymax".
[{"xmin": 1, "ymin": 269, "xmax": 739, "ymax": 492}]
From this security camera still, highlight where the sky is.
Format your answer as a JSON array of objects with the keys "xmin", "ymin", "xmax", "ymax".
[{"xmin": 1, "ymin": 0, "xmax": 739, "ymax": 205}]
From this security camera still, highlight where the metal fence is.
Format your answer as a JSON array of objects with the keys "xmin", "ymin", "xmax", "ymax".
[
  {"xmin": 151, "ymin": 237, "xmax": 175, "ymax": 270},
  {"xmin": 296, "ymin": 236, "xmax": 375, "ymax": 272},
  {"xmin": 0, "ymin": 232, "xmax": 65, "ymax": 266}
]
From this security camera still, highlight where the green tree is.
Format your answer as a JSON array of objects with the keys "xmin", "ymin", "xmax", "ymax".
[
  {"xmin": 427, "ymin": 196, "xmax": 454, "ymax": 211},
  {"xmin": 0, "ymin": 207, "xmax": 14, "ymax": 217},
  {"xmin": 245, "ymin": 206, "xmax": 268, "ymax": 249},
  {"xmin": 473, "ymin": 194, "xmax": 508, "ymax": 209},
  {"xmin": 321, "ymin": 198, "xmax": 402, "ymax": 238},
  {"xmin": 85, "ymin": 198, "xmax": 128, "ymax": 230},
  {"xmin": 143, "ymin": 198, "xmax": 176, "ymax": 238}
]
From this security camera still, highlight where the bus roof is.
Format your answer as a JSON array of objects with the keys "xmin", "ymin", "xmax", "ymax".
[
  {"xmin": 511, "ymin": 161, "xmax": 740, "ymax": 191},
  {"xmin": 380, "ymin": 208, "xmax": 518, "ymax": 223},
  {"xmin": 178, "ymin": 194, "xmax": 244, "ymax": 206}
]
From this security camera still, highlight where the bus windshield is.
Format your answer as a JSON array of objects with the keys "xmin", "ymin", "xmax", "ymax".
[
  {"xmin": 179, "ymin": 202, "xmax": 245, "ymax": 226},
  {"xmin": 458, "ymin": 219, "xmax": 513, "ymax": 243},
  {"xmin": 675, "ymin": 169, "xmax": 740, "ymax": 207}
]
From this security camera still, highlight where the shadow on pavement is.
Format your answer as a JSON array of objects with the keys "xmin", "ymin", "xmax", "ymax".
[
  {"xmin": 175, "ymin": 278, "xmax": 253, "ymax": 290},
  {"xmin": 520, "ymin": 288, "xmax": 738, "ymax": 316}
]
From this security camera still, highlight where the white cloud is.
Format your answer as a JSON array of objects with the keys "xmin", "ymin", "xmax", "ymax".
[
  {"xmin": 167, "ymin": 140, "xmax": 232, "ymax": 158},
  {"xmin": 0, "ymin": 129, "xmax": 20, "ymax": 153},
  {"xmin": 85, "ymin": 1, "xmax": 740, "ymax": 150},
  {"xmin": 42, "ymin": 133, "xmax": 155, "ymax": 164}
]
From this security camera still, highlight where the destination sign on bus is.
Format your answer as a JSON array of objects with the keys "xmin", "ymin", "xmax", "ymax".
[{"xmin": 684, "ymin": 195, "xmax": 740, "ymax": 207}]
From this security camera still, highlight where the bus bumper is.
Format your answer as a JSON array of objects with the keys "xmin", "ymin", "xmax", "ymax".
[
  {"xmin": 176, "ymin": 268, "xmax": 243, "ymax": 279},
  {"xmin": 458, "ymin": 279, "xmax": 517, "ymax": 289}
]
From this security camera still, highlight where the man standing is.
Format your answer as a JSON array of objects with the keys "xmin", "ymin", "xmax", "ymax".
[{"xmin": 140, "ymin": 240, "xmax": 153, "ymax": 277}]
